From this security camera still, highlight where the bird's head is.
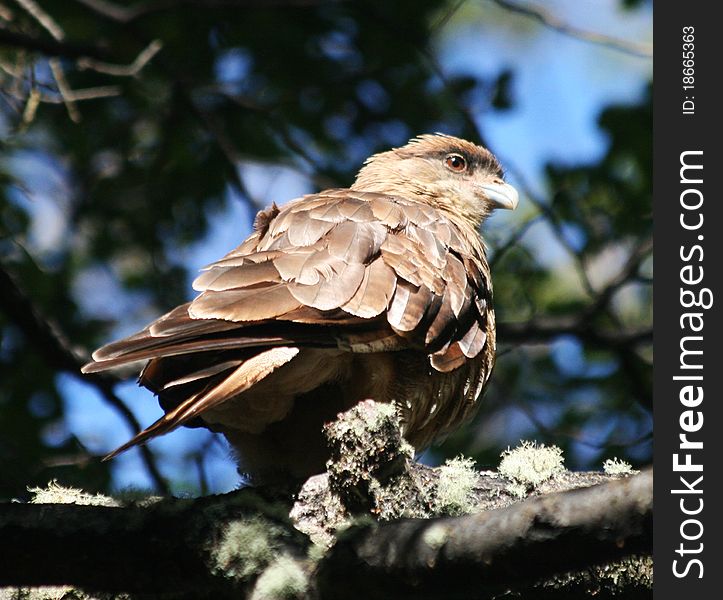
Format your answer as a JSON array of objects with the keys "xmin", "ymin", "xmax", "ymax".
[{"xmin": 352, "ymin": 134, "xmax": 518, "ymax": 227}]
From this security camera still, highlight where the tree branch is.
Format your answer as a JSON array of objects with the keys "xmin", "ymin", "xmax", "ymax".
[
  {"xmin": 584, "ymin": 236, "xmax": 653, "ymax": 317},
  {"xmin": 0, "ymin": 263, "xmax": 170, "ymax": 494},
  {"xmin": 13, "ymin": 0, "xmax": 65, "ymax": 41},
  {"xmin": 489, "ymin": 0, "xmax": 652, "ymax": 58},
  {"xmin": 74, "ymin": 0, "xmax": 348, "ymax": 24},
  {"xmin": 317, "ymin": 470, "xmax": 652, "ymax": 598},
  {"xmin": 0, "ymin": 487, "xmax": 308, "ymax": 595},
  {"xmin": 76, "ymin": 39, "xmax": 162, "ymax": 76},
  {"xmin": 498, "ymin": 317, "xmax": 652, "ymax": 349},
  {"xmin": 0, "ymin": 25, "xmax": 161, "ymax": 76},
  {"xmin": 501, "ymin": 159, "xmax": 599, "ymax": 297},
  {"xmin": 0, "ymin": 28, "xmax": 109, "ymax": 61},
  {"xmin": 0, "ymin": 401, "xmax": 651, "ymax": 598}
]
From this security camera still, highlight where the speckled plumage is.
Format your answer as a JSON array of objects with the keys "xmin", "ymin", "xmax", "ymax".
[{"xmin": 82, "ymin": 134, "xmax": 518, "ymax": 481}]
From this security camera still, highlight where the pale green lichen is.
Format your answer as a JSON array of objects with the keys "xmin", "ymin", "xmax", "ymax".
[
  {"xmin": 28, "ymin": 481, "xmax": 119, "ymax": 507},
  {"xmin": 433, "ymin": 456, "xmax": 478, "ymax": 515},
  {"xmin": 27, "ymin": 481, "xmax": 164, "ymax": 509},
  {"xmin": 499, "ymin": 441, "xmax": 565, "ymax": 496},
  {"xmin": 334, "ymin": 401, "xmax": 399, "ymax": 440},
  {"xmin": 505, "ymin": 481, "xmax": 529, "ymax": 499},
  {"xmin": 603, "ymin": 458, "xmax": 638, "ymax": 476},
  {"xmin": 249, "ymin": 555, "xmax": 309, "ymax": 600},
  {"xmin": 398, "ymin": 438, "xmax": 415, "ymax": 460},
  {"xmin": 211, "ymin": 517, "xmax": 286, "ymax": 580},
  {"xmin": 373, "ymin": 402, "xmax": 399, "ymax": 421},
  {"xmin": 306, "ymin": 542, "xmax": 328, "ymax": 563}
]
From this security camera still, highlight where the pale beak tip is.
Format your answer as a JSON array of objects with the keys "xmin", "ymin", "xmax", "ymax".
[{"xmin": 479, "ymin": 182, "xmax": 519, "ymax": 211}]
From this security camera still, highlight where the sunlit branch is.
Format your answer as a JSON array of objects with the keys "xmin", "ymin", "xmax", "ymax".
[
  {"xmin": 14, "ymin": 0, "xmax": 65, "ymax": 41},
  {"xmin": 77, "ymin": 39, "xmax": 163, "ymax": 76}
]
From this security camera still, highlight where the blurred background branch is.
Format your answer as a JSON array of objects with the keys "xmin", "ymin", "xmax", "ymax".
[
  {"xmin": 0, "ymin": 263, "xmax": 170, "ymax": 492},
  {"xmin": 489, "ymin": 0, "xmax": 653, "ymax": 57}
]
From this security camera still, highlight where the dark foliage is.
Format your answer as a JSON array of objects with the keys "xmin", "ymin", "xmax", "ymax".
[{"xmin": 0, "ymin": 0, "xmax": 651, "ymax": 498}]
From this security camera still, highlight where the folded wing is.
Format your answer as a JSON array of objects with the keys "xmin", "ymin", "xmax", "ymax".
[{"xmin": 82, "ymin": 189, "xmax": 493, "ymax": 455}]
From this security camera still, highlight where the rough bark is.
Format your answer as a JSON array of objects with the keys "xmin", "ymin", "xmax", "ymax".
[
  {"xmin": 0, "ymin": 488, "xmax": 308, "ymax": 598},
  {"xmin": 0, "ymin": 401, "xmax": 652, "ymax": 599},
  {"xmin": 315, "ymin": 469, "xmax": 652, "ymax": 598}
]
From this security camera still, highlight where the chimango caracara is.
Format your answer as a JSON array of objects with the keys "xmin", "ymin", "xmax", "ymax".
[{"xmin": 83, "ymin": 134, "xmax": 518, "ymax": 482}]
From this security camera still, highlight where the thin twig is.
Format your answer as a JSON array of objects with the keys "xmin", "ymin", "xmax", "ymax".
[
  {"xmin": 0, "ymin": 4, "xmax": 15, "ymax": 21},
  {"xmin": 583, "ymin": 236, "xmax": 653, "ymax": 317},
  {"xmin": 73, "ymin": 0, "xmax": 150, "ymax": 23},
  {"xmin": 182, "ymin": 92, "xmax": 256, "ymax": 203},
  {"xmin": 0, "ymin": 57, "xmax": 23, "ymax": 78},
  {"xmin": 20, "ymin": 84, "xmax": 39, "ymax": 122},
  {"xmin": 13, "ymin": 0, "xmax": 65, "ymax": 41},
  {"xmin": 190, "ymin": 435, "xmax": 216, "ymax": 495},
  {"xmin": 77, "ymin": 39, "xmax": 163, "ymax": 76},
  {"xmin": 74, "ymin": 0, "xmax": 347, "ymax": 24},
  {"xmin": 63, "ymin": 84, "xmax": 122, "ymax": 100},
  {"xmin": 0, "ymin": 262, "xmax": 170, "ymax": 494},
  {"xmin": 489, "ymin": 0, "xmax": 652, "ymax": 59},
  {"xmin": 421, "ymin": 47, "xmax": 488, "ymax": 145},
  {"xmin": 489, "ymin": 213, "xmax": 543, "ymax": 269},
  {"xmin": 14, "ymin": 0, "xmax": 80, "ymax": 124},
  {"xmin": 500, "ymin": 157, "xmax": 598, "ymax": 296},
  {"xmin": 0, "ymin": 27, "xmax": 159, "ymax": 79},
  {"xmin": 0, "ymin": 72, "xmax": 120, "ymax": 103},
  {"xmin": 0, "ymin": 28, "xmax": 110, "ymax": 60},
  {"xmin": 513, "ymin": 397, "xmax": 649, "ymax": 451},
  {"xmin": 49, "ymin": 57, "xmax": 80, "ymax": 122},
  {"xmin": 498, "ymin": 317, "xmax": 652, "ymax": 349},
  {"xmin": 429, "ymin": 0, "xmax": 467, "ymax": 33}
]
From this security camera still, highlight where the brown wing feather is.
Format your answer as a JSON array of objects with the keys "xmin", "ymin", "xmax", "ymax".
[
  {"xmin": 103, "ymin": 347, "xmax": 299, "ymax": 460},
  {"xmin": 84, "ymin": 190, "xmax": 492, "ymax": 373},
  {"xmin": 189, "ymin": 280, "xmax": 302, "ymax": 321},
  {"xmin": 82, "ymin": 189, "xmax": 494, "ymax": 458},
  {"xmin": 342, "ymin": 258, "xmax": 397, "ymax": 318}
]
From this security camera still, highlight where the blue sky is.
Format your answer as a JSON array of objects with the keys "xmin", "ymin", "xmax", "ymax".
[{"xmin": 30, "ymin": 0, "xmax": 653, "ymax": 493}]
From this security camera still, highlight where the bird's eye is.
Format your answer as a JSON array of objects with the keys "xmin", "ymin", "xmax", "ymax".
[{"xmin": 444, "ymin": 154, "xmax": 467, "ymax": 173}]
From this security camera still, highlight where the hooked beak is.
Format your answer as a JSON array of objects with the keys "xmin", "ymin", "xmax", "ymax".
[{"xmin": 478, "ymin": 181, "xmax": 519, "ymax": 211}]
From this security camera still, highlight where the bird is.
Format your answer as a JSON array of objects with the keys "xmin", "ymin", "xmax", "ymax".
[{"xmin": 82, "ymin": 134, "xmax": 518, "ymax": 483}]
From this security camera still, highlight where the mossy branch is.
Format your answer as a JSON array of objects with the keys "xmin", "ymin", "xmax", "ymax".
[
  {"xmin": 316, "ymin": 468, "xmax": 652, "ymax": 599},
  {"xmin": 0, "ymin": 488, "xmax": 309, "ymax": 598},
  {"xmin": 0, "ymin": 401, "xmax": 652, "ymax": 599}
]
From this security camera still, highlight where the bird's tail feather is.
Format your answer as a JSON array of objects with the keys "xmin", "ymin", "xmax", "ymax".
[{"xmin": 102, "ymin": 346, "xmax": 300, "ymax": 460}]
